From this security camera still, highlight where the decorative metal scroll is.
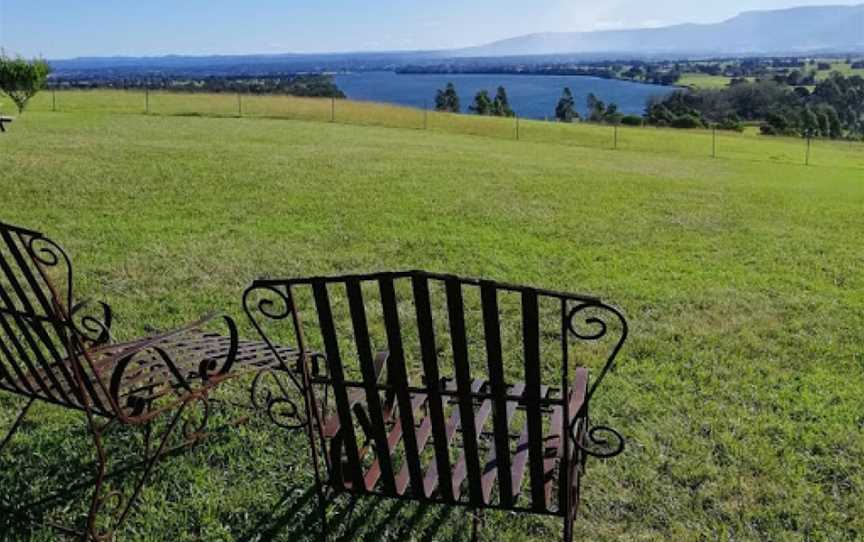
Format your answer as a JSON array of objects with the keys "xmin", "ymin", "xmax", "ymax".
[
  {"xmin": 243, "ymin": 283, "xmax": 309, "ymax": 431},
  {"xmin": 26, "ymin": 234, "xmax": 116, "ymax": 350},
  {"xmin": 566, "ymin": 301, "xmax": 629, "ymax": 459}
]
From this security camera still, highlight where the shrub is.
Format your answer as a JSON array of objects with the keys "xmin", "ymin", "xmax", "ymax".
[{"xmin": 671, "ymin": 114, "xmax": 705, "ymax": 129}]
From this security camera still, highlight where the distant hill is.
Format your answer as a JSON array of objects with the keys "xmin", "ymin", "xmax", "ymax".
[
  {"xmin": 455, "ymin": 4, "xmax": 864, "ymax": 57},
  {"xmin": 47, "ymin": 4, "xmax": 864, "ymax": 76}
]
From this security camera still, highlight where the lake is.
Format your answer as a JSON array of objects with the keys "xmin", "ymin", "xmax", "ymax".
[{"xmin": 334, "ymin": 71, "xmax": 674, "ymax": 120}]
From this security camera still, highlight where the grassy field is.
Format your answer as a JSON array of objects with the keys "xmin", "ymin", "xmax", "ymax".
[
  {"xmin": 677, "ymin": 73, "xmax": 734, "ymax": 89},
  {"xmin": 1, "ymin": 107, "xmax": 863, "ymax": 541},
  {"xmin": 15, "ymin": 90, "xmax": 864, "ymax": 172},
  {"xmin": 817, "ymin": 62, "xmax": 864, "ymax": 80}
]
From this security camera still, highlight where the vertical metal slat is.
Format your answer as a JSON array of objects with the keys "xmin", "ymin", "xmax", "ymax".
[
  {"xmin": 345, "ymin": 279, "xmax": 396, "ymax": 493},
  {"xmin": 445, "ymin": 278, "xmax": 483, "ymax": 506},
  {"xmin": 480, "ymin": 281, "xmax": 514, "ymax": 507},
  {"xmin": 411, "ymin": 274, "xmax": 453, "ymax": 501},
  {"xmin": 312, "ymin": 280, "xmax": 365, "ymax": 491},
  {"xmin": 379, "ymin": 276, "xmax": 425, "ymax": 498},
  {"xmin": 521, "ymin": 290, "xmax": 547, "ymax": 511}
]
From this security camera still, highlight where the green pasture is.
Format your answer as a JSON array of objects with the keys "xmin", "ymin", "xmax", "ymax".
[
  {"xmin": 0, "ymin": 105, "xmax": 862, "ymax": 541},
  {"xmin": 19, "ymin": 90, "xmax": 864, "ymax": 171}
]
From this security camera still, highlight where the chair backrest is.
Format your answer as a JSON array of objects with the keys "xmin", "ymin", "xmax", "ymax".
[
  {"xmin": 0, "ymin": 221, "xmax": 111, "ymax": 412},
  {"xmin": 245, "ymin": 270, "xmax": 627, "ymax": 514}
]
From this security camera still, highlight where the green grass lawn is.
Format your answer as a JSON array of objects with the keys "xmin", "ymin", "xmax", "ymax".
[
  {"xmin": 17, "ymin": 90, "xmax": 864, "ymax": 172},
  {"xmin": 1, "ymin": 109, "xmax": 863, "ymax": 541}
]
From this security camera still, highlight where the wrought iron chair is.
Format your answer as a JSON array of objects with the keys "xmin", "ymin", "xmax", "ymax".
[
  {"xmin": 0, "ymin": 221, "xmax": 291, "ymax": 540},
  {"xmin": 244, "ymin": 270, "xmax": 628, "ymax": 542}
]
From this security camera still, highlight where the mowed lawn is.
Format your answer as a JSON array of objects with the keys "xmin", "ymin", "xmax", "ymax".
[{"xmin": 1, "ymin": 111, "xmax": 863, "ymax": 541}]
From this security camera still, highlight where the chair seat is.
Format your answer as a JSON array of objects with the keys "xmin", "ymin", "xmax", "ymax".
[
  {"xmin": 324, "ymin": 367, "xmax": 588, "ymax": 513},
  {"xmin": 6, "ymin": 328, "xmax": 297, "ymax": 418}
]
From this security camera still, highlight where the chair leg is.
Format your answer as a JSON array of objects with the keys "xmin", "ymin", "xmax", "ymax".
[
  {"xmin": 316, "ymin": 482, "xmax": 329, "ymax": 542},
  {"xmin": 470, "ymin": 509, "xmax": 484, "ymax": 542},
  {"xmin": 85, "ymin": 403, "xmax": 189, "ymax": 541},
  {"xmin": 563, "ymin": 513, "xmax": 574, "ymax": 542},
  {"xmin": 0, "ymin": 397, "xmax": 35, "ymax": 453}
]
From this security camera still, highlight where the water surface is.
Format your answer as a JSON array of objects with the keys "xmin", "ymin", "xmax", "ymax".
[{"xmin": 335, "ymin": 71, "xmax": 674, "ymax": 119}]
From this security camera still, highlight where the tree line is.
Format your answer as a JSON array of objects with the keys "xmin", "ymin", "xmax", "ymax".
[
  {"xmin": 645, "ymin": 73, "xmax": 864, "ymax": 138},
  {"xmin": 435, "ymin": 83, "xmax": 514, "ymax": 117},
  {"xmin": 434, "ymin": 82, "xmax": 634, "ymax": 125}
]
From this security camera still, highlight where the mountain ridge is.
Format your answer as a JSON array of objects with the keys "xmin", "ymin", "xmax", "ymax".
[
  {"xmin": 454, "ymin": 4, "xmax": 864, "ymax": 57},
  {"xmin": 46, "ymin": 4, "xmax": 864, "ymax": 73}
]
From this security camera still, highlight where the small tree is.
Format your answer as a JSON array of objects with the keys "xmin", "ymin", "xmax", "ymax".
[
  {"xmin": 491, "ymin": 86, "xmax": 514, "ymax": 117},
  {"xmin": 469, "ymin": 90, "xmax": 493, "ymax": 116},
  {"xmin": 555, "ymin": 87, "xmax": 578, "ymax": 122},
  {"xmin": 435, "ymin": 82, "xmax": 461, "ymax": 113},
  {"xmin": 587, "ymin": 93, "xmax": 606, "ymax": 122},
  {"xmin": 800, "ymin": 107, "xmax": 820, "ymax": 138},
  {"xmin": 434, "ymin": 88, "xmax": 448, "ymax": 111},
  {"xmin": 0, "ymin": 53, "xmax": 51, "ymax": 114}
]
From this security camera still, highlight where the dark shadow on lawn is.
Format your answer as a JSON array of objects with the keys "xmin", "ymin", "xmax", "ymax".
[{"xmin": 238, "ymin": 487, "xmax": 461, "ymax": 542}]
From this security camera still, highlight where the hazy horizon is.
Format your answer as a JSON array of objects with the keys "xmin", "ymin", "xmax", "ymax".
[{"xmin": 1, "ymin": 1, "xmax": 862, "ymax": 59}]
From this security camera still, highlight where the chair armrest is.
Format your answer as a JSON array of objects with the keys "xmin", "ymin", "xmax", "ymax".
[{"xmin": 97, "ymin": 314, "xmax": 239, "ymax": 424}]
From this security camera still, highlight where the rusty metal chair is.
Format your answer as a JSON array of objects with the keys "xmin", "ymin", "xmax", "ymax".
[
  {"xmin": 244, "ymin": 270, "xmax": 628, "ymax": 541},
  {"xmin": 0, "ymin": 221, "xmax": 291, "ymax": 540}
]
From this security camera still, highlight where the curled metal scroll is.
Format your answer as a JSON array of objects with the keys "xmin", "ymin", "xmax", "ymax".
[
  {"xmin": 251, "ymin": 368, "xmax": 307, "ymax": 430},
  {"xmin": 181, "ymin": 395, "xmax": 212, "ymax": 441},
  {"xmin": 243, "ymin": 284, "xmax": 296, "ymax": 374},
  {"xmin": 566, "ymin": 301, "xmax": 628, "ymax": 408},
  {"xmin": 90, "ymin": 489, "xmax": 125, "ymax": 542},
  {"xmin": 26, "ymin": 235, "xmax": 75, "ymax": 314},
  {"xmin": 197, "ymin": 316, "xmax": 239, "ymax": 382},
  {"xmin": 69, "ymin": 299, "xmax": 114, "ymax": 346},
  {"xmin": 27, "ymin": 234, "xmax": 117, "ymax": 349},
  {"xmin": 566, "ymin": 301, "xmax": 629, "ymax": 460},
  {"xmin": 243, "ymin": 283, "xmax": 311, "ymax": 431},
  {"xmin": 569, "ymin": 416, "xmax": 625, "ymax": 459}
]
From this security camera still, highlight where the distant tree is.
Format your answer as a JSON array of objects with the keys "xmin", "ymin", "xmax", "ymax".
[
  {"xmin": 554, "ymin": 87, "xmax": 578, "ymax": 122},
  {"xmin": 434, "ymin": 89, "xmax": 448, "ymax": 111},
  {"xmin": 793, "ymin": 86, "xmax": 811, "ymax": 99},
  {"xmin": 587, "ymin": 93, "xmax": 606, "ymax": 122},
  {"xmin": 817, "ymin": 104, "xmax": 843, "ymax": 139},
  {"xmin": 717, "ymin": 114, "xmax": 744, "ymax": 132},
  {"xmin": 786, "ymin": 70, "xmax": 802, "ymax": 86},
  {"xmin": 620, "ymin": 114, "xmax": 643, "ymax": 126},
  {"xmin": 817, "ymin": 62, "xmax": 832, "ymax": 71},
  {"xmin": 800, "ymin": 107, "xmax": 820, "ymax": 138},
  {"xmin": 469, "ymin": 89, "xmax": 493, "ymax": 115},
  {"xmin": 435, "ymin": 82, "xmax": 460, "ymax": 113},
  {"xmin": 491, "ymin": 86, "xmax": 515, "ymax": 117},
  {"xmin": 0, "ymin": 52, "xmax": 50, "ymax": 114}
]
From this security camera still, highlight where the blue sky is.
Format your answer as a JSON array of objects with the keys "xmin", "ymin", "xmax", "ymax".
[{"xmin": 1, "ymin": 1, "xmax": 861, "ymax": 59}]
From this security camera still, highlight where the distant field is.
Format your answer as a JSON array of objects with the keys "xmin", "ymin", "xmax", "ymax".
[
  {"xmin": 678, "ymin": 73, "xmax": 733, "ymax": 89},
  {"xmin": 1, "ymin": 104, "xmax": 863, "ymax": 541},
  {"xmin": 20, "ymin": 90, "xmax": 864, "ymax": 171},
  {"xmin": 817, "ymin": 61, "xmax": 864, "ymax": 80}
]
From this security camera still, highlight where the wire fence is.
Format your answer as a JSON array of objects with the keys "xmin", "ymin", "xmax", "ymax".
[{"xmin": 19, "ymin": 89, "xmax": 864, "ymax": 170}]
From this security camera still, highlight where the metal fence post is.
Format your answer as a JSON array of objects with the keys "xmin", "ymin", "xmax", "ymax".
[
  {"xmin": 331, "ymin": 97, "xmax": 335, "ymax": 122},
  {"xmin": 614, "ymin": 124, "xmax": 618, "ymax": 150},
  {"xmin": 712, "ymin": 126, "xmax": 717, "ymax": 158},
  {"xmin": 237, "ymin": 92, "xmax": 242, "ymax": 117},
  {"xmin": 805, "ymin": 136, "xmax": 811, "ymax": 166},
  {"xmin": 52, "ymin": 90, "xmax": 56, "ymax": 112}
]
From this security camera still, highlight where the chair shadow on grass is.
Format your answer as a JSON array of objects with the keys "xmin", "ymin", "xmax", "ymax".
[
  {"xmin": 0, "ymin": 415, "xmax": 230, "ymax": 538},
  {"xmin": 1, "ymin": 397, "xmax": 458, "ymax": 542},
  {"xmin": 238, "ymin": 488, "xmax": 457, "ymax": 542}
]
